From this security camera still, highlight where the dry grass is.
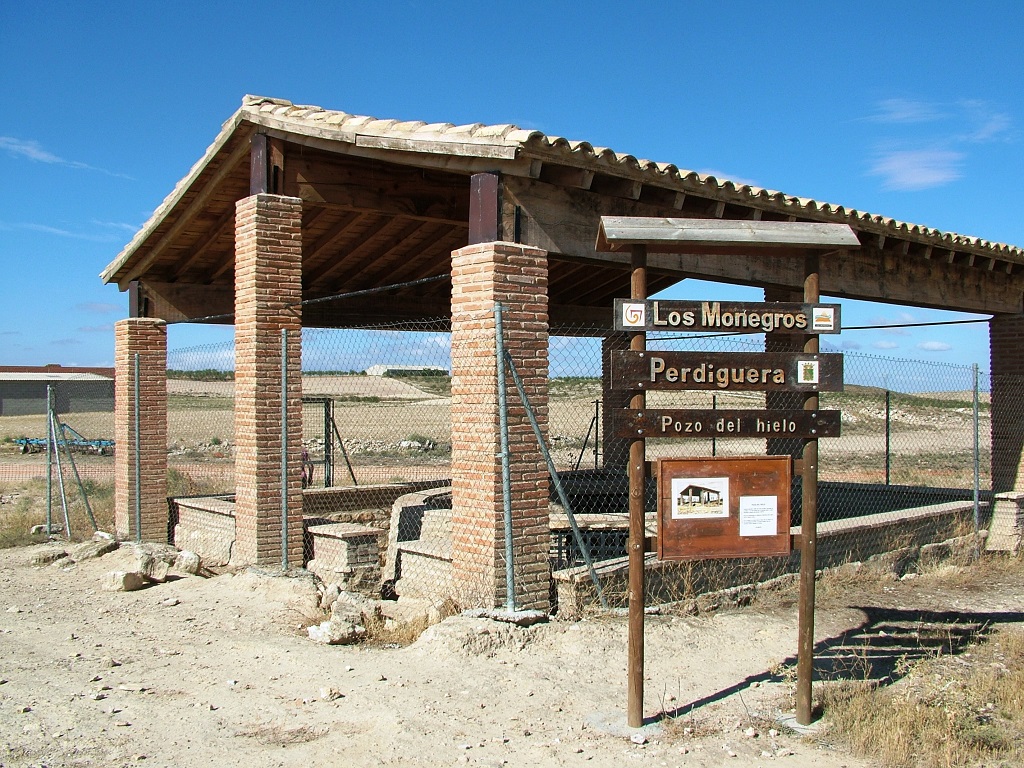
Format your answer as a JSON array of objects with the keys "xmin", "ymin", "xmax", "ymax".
[
  {"xmin": 0, "ymin": 477, "xmax": 115, "ymax": 547},
  {"xmin": 820, "ymin": 625, "xmax": 1024, "ymax": 768},
  {"xmin": 234, "ymin": 722, "xmax": 329, "ymax": 745}
]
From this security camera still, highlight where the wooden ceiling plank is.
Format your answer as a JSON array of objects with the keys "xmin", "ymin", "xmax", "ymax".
[
  {"xmin": 305, "ymin": 211, "xmax": 368, "ymax": 265},
  {"xmin": 167, "ymin": 205, "xmax": 236, "ymax": 279},
  {"xmin": 120, "ymin": 138, "xmax": 252, "ymax": 288},
  {"xmin": 324, "ymin": 219, "xmax": 434, "ymax": 290},
  {"xmin": 306, "ymin": 216, "xmax": 407, "ymax": 287}
]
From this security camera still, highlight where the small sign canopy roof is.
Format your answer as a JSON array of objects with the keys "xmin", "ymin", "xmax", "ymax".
[{"xmin": 596, "ymin": 217, "xmax": 861, "ymax": 255}]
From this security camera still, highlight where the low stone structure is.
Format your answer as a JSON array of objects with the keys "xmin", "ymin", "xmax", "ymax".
[{"xmin": 306, "ymin": 522, "xmax": 383, "ymax": 598}]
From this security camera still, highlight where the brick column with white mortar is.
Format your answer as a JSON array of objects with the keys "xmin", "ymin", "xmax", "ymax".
[
  {"xmin": 114, "ymin": 318, "xmax": 168, "ymax": 541},
  {"xmin": 450, "ymin": 242, "xmax": 550, "ymax": 612},
  {"xmin": 990, "ymin": 314, "xmax": 1024, "ymax": 494},
  {"xmin": 233, "ymin": 194, "xmax": 304, "ymax": 566}
]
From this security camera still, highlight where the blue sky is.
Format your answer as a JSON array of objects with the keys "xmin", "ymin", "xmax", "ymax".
[{"xmin": 1, "ymin": 1, "xmax": 1020, "ymax": 374}]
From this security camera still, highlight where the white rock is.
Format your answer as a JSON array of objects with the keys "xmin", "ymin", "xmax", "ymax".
[
  {"xmin": 173, "ymin": 550, "xmax": 201, "ymax": 575},
  {"xmin": 307, "ymin": 619, "xmax": 365, "ymax": 645},
  {"xmin": 30, "ymin": 548, "xmax": 67, "ymax": 566},
  {"xmin": 102, "ymin": 571, "xmax": 147, "ymax": 592},
  {"xmin": 320, "ymin": 584, "xmax": 341, "ymax": 609},
  {"xmin": 135, "ymin": 553, "xmax": 169, "ymax": 583}
]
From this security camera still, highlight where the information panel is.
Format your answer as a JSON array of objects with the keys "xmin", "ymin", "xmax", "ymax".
[
  {"xmin": 657, "ymin": 456, "xmax": 792, "ymax": 560},
  {"xmin": 611, "ymin": 351, "xmax": 844, "ymax": 392},
  {"xmin": 615, "ymin": 299, "xmax": 841, "ymax": 334}
]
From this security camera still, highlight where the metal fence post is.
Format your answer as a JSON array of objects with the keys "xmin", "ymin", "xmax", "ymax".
[
  {"xmin": 45, "ymin": 384, "xmax": 53, "ymax": 535},
  {"xmin": 973, "ymin": 363, "xmax": 980, "ymax": 535},
  {"xmin": 133, "ymin": 352, "xmax": 142, "ymax": 543},
  {"xmin": 494, "ymin": 302, "xmax": 516, "ymax": 612},
  {"xmin": 884, "ymin": 389, "xmax": 891, "ymax": 486},
  {"xmin": 281, "ymin": 328, "xmax": 289, "ymax": 572}
]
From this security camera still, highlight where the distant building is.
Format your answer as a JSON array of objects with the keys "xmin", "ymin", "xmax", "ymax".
[
  {"xmin": 0, "ymin": 365, "xmax": 115, "ymax": 416},
  {"xmin": 364, "ymin": 364, "xmax": 448, "ymax": 377}
]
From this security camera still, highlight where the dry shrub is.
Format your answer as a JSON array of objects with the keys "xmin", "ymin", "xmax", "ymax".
[
  {"xmin": 821, "ymin": 626, "xmax": 1024, "ymax": 768},
  {"xmin": 361, "ymin": 612, "xmax": 431, "ymax": 647}
]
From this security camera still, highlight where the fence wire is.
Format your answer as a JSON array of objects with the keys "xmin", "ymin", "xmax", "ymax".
[{"xmin": 0, "ymin": 322, "xmax": 1008, "ymax": 612}]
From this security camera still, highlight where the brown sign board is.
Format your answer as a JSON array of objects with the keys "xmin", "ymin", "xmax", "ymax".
[
  {"xmin": 657, "ymin": 456, "xmax": 792, "ymax": 561},
  {"xmin": 614, "ymin": 299, "xmax": 841, "ymax": 334},
  {"xmin": 611, "ymin": 351, "xmax": 844, "ymax": 392},
  {"xmin": 613, "ymin": 409, "xmax": 842, "ymax": 439}
]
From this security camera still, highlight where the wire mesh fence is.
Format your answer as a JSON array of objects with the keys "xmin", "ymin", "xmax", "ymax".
[{"xmin": 0, "ymin": 319, "xmax": 1005, "ymax": 611}]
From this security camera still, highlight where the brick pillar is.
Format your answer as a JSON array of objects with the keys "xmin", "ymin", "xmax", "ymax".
[
  {"xmin": 764, "ymin": 288, "xmax": 805, "ymax": 458},
  {"xmin": 114, "ymin": 318, "xmax": 168, "ymax": 541},
  {"xmin": 601, "ymin": 333, "xmax": 631, "ymax": 471},
  {"xmin": 450, "ymin": 242, "xmax": 550, "ymax": 612},
  {"xmin": 233, "ymin": 194, "xmax": 304, "ymax": 567},
  {"xmin": 990, "ymin": 314, "xmax": 1024, "ymax": 493}
]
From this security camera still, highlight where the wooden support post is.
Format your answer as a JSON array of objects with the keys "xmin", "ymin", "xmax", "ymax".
[
  {"xmin": 469, "ymin": 172, "xmax": 501, "ymax": 244},
  {"xmin": 627, "ymin": 244, "xmax": 647, "ymax": 728},
  {"xmin": 796, "ymin": 253, "xmax": 820, "ymax": 725}
]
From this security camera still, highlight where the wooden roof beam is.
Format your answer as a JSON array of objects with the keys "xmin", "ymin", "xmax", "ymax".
[
  {"xmin": 589, "ymin": 173, "xmax": 642, "ymax": 200},
  {"xmin": 638, "ymin": 185, "xmax": 687, "ymax": 210},
  {"xmin": 596, "ymin": 217, "xmax": 860, "ymax": 255},
  {"xmin": 282, "ymin": 149, "xmax": 470, "ymax": 226},
  {"xmin": 537, "ymin": 163, "xmax": 595, "ymax": 190}
]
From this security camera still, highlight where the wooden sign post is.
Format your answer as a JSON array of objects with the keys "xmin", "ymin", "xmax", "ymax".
[
  {"xmin": 796, "ymin": 253, "xmax": 820, "ymax": 726},
  {"xmin": 596, "ymin": 217, "xmax": 860, "ymax": 730},
  {"xmin": 627, "ymin": 244, "xmax": 646, "ymax": 729}
]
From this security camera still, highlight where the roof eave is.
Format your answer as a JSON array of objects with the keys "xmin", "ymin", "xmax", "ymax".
[{"xmin": 100, "ymin": 108, "xmax": 255, "ymax": 287}]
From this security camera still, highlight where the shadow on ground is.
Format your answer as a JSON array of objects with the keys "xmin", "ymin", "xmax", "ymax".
[{"xmin": 654, "ymin": 606, "xmax": 1024, "ymax": 724}]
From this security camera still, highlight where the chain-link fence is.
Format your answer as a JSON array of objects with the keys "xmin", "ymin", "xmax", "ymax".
[
  {"xmin": 0, "ymin": 375, "xmax": 115, "ymax": 542},
  {"xmin": 0, "ymin": 319, "xmax": 1005, "ymax": 611}
]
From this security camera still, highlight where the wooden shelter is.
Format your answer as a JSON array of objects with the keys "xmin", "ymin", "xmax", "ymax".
[{"xmin": 101, "ymin": 95, "xmax": 1024, "ymax": 609}]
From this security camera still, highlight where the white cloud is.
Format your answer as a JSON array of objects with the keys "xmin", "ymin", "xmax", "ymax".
[
  {"xmin": 870, "ymin": 311, "xmax": 916, "ymax": 335},
  {"xmin": 1, "ymin": 221, "xmax": 123, "ymax": 243},
  {"xmin": 869, "ymin": 149, "xmax": 963, "ymax": 191},
  {"xmin": 959, "ymin": 100, "xmax": 1013, "ymax": 143},
  {"xmin": 872, "ymin": 340, "xmax": 899, "ymax": 350},
  {"xmin": 0, "ymin": 136, "xmax": 70, "ymax": 164},
  {"xmin": 0, "ymin": 136, "xmax": 131, "ymax": 179},
  {"xmin": 78, "ymin": 324, "xmax": 115, "ymax": 333},
  {"xmin": 91, "ymin": 219, "xmax": 142, "ymax": 233},
  {"xmin": 697, "ymin": 169, "xmax": 761, "ymax": 188},
  {"xmin": 868, "ymin": 98, "xmax": 946, "ymax": 124},
  {"xmin": 917, "ymin": 340, "xmax": 953, "ymax": 352},
  {"xmin": 77, "ymin": 302, "xmax": 123, "ymax": 315}
]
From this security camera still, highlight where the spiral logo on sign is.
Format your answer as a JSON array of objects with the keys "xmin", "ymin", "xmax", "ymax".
[{"xmin": 622, "ymin": 303, "xmax": 646, "ymax": 327}]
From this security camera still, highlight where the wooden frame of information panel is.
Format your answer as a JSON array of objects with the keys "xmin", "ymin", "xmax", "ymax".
[{"xmin": 657, "ymin": 456, "xmax": 792, "ymax": 561}]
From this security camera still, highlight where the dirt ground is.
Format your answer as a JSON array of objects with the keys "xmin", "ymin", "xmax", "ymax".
[{"xmin": 3, "ymin": 545, "xmax": 1022, "ymax": 768}]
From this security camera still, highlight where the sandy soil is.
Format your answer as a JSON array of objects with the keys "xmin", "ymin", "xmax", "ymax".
[
  {"xmin": 167, "ymin": 376, "xmax": 439, "ymax": 401},
  {"xmin": 3, "ymin": 545, "xmax": 1022, "ymax": 768}
]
